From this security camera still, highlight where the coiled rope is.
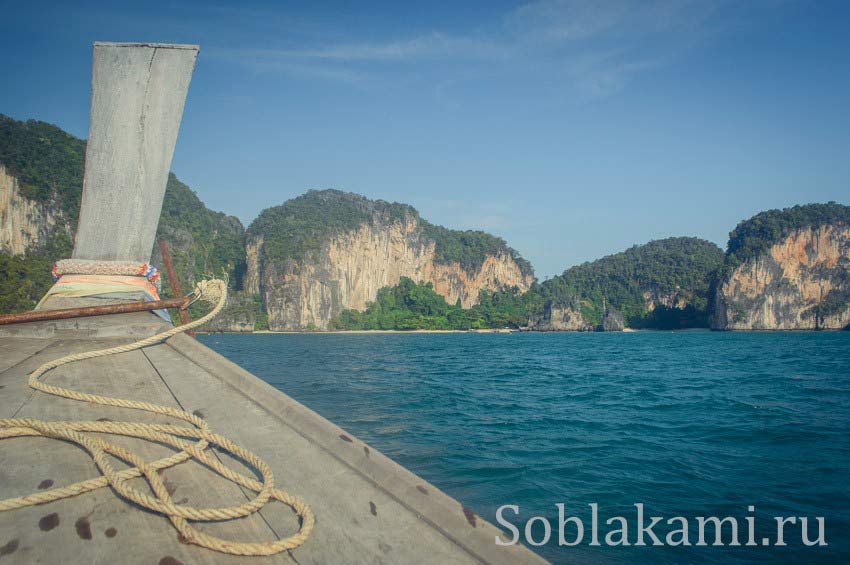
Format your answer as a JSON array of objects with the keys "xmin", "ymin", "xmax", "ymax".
[{"xmin": 0, "ymin": 278, "xmax": 314, "ymax": 555}]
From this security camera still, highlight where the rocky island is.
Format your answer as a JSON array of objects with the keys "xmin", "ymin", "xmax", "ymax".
[
  {"xmin": 244, "ymin": 190, "xmax": 534, "ymax": 330},
  {"xmin": 533, "ymin": 237, "xmax": 724, "ymax": 331}
]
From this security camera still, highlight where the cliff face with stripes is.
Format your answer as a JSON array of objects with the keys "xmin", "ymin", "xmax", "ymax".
[
  {"xmin": 712, "ymin": 223, "xmax": 850, "ymax": 330},
  {"xmin": 0, "ymin": 164, "xmax": 69, "ymax": 256},
  {"xmin": 245, "ymin": 191, "xmax": 534, "ymax": 331}
]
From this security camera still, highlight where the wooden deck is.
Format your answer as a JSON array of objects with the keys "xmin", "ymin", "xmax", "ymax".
[{"xmin": 0, "ymin": 306, "xmax": 546, "ymax": 564}]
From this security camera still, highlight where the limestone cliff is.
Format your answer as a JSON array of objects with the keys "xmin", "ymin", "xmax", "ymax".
[
  {"xmin": 600, "ymin": 306, "xmax": 625, "ymax": 331},
  {"xmin": 247, "ymin": 190, "xmax": 534, "ymax": 331},
  {"xmin": 642, "ymin": 287, "xmax": 691, "ymax": 312},
  {"xmin": 530, "ymin": 300, "xmax": 624, "ymax": 332},
  {"xmin": 712, "ymin": 223, "xmax": 850, "ymax": 330},
  {"xmin": 530, "ymin": 300, "xmax": 592, "ymax": 331},
  {"xmin": 244, "ymin": 236, "xmax": 263, "ymax": 295},
  {"xmin": 0, "ymin": 164, "xmax": 68, "ymax": 255}
]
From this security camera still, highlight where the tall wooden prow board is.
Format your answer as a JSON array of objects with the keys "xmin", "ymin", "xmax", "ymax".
[{"xmin": 72, "ymin": 42, "xmax": 198, "ymax": 263}]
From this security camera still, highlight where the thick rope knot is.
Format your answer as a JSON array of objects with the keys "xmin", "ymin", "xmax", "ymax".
[
  {"xmin": 0, "ymin": 277, "xmax": 313, "ymax": 556},
  {"xmin": 193, "ymin": 278, "xmax": 227, "ymax": 308}
]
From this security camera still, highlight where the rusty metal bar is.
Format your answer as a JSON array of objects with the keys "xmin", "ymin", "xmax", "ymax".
[
  {"xmin": 0, "ymin": 296, "xmax": 191, "ymax": 326},
  {"xmin": 158, "ymin": 239, "xmax": 193, "ymax": 336}
]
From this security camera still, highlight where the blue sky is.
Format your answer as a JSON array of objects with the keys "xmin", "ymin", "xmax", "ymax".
[{"xmin": 1, "ymin": 0, "xmax": 848, "ymax": 277}]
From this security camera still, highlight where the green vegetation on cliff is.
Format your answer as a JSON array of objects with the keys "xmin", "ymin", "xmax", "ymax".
[
  {"xmin": 539, "ymin": 237, "xmax": 724, "ymax": 329},
  {"xmin": 724, "ymin": 202, "xmax": 850, "ymax": 268},
  {"xmin": 331, "ymin": 277, "xmax": 542, "ymax": 330},
  {"xmin": 195, "ymin": 293, "xmax": 268, "ymax": 332},
  {"xmin": 420, "ymin": 220, "xmax": 533, "ymax": 277},
  {"xmin": 247, "ymin": 189, "xmax": 532, "ymax": 276},
  {"xmin": 0, "ymin": 232, "xmax": 72, "ymax": 313},
  {"xmin": 156, "ymin": 173, "xmax": 247, "ymax": 295},
  {"xmin": 0, "ymin": 114, "xmax": 85, "ymax": 222},
  {"xmin": 246, "ymin": 189, "xmax": 410, "ymax": 265},
  {"xmin": 7, "ymin": 115, "xmax": 845, "ymax": 332},
  {"xmin": 0, "ymin": 115, "xmax": 81, "ymax": 311}
]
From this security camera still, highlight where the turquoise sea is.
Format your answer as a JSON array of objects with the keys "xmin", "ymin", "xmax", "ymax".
[{"xmin": 199, "ymin": 332, "xmax": 850, "ymax": 563}]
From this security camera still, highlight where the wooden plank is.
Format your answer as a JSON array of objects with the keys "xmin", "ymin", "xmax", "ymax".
[
  {"xmin": 0, "ymin": 338, "xmax": 133, "ymax": 418},
  {"xmin": 0, "ymin": 338, "xmax": 294, "ymax": 564},
  {"xmin": 0, "ymin": 303, "xmax": 170, "ymax": 340},
  {"xmin": 0, "ymin": 338, "xmax": 51, "ymax": 373},
  {"xmin": 73, "ymin": 42, "xmax": 198, "ymax": 263}
]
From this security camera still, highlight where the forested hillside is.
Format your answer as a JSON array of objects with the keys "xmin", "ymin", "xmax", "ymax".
[
  {"xmin": 155, "ymin": 173, "xmax": 246, "ymax": 293},
  {"xmin": 0, "ymin": 114, "xmax": 84, "ymax": 222},
  {"xmin": 539, "ymin": 237, "xmax": 724, "ymax": 329},
  {"xmin": 246, "ymin": 189, "xmax": 410, "ymax": 265}
]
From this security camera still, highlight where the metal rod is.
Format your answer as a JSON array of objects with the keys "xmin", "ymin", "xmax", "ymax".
[
  {"xmin": 158, "ymin": 239, "xmax": 194, "ymax": 336},
  {"xmin": 0, "ymin": 297, "xmax": 191, "ymax": 326}
]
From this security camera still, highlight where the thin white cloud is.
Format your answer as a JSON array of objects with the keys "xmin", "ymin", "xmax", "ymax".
[
  {"xmin": 262, "ymin": 32, "xmax": 509, "ymax": 62},
  {"xmin": 206, "ymin": 46, "xmax": 370, "ymax": 83},
  {"xmin": 207, "ymin": 0, "xmax": 731, "ymax": 96},
  {"xmin": 504, "ymin": 0, "xmax": 721, "ymax": 42},
  {"xmin": 505, "ymin": 0, "xmax": 632, "ymax": 43}
]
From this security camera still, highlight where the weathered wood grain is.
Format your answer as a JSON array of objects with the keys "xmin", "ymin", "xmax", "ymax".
[
  {"xmin": 0, "ymin": 338, "xmax": 51, "ymax": 373},
  {"xmin": 0, "ymin": 338, "xmax": 134, "ymax": 418},
  {"xmin": 72, "ymin": 42, "xmax": 198, "ymax": 263}
]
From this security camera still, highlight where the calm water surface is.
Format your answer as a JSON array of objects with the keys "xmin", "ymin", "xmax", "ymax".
[{"xmin": 199, "ymin": 332, "xmax": 850, "ymax": 563}]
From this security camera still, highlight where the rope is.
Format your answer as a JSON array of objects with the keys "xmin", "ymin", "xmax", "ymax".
[
  {"xmin": 0, "ymin": 278, "xmax": 314, "ymax": 556},
  {"xmin": 53, "ymin": 259, "xmax": 162, "ymax": 290}
]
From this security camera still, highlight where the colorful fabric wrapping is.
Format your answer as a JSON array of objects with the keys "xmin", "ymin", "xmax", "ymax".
[{"xmin": 37, "ymin": 274, "xmax": 172, "ymax": 323}]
